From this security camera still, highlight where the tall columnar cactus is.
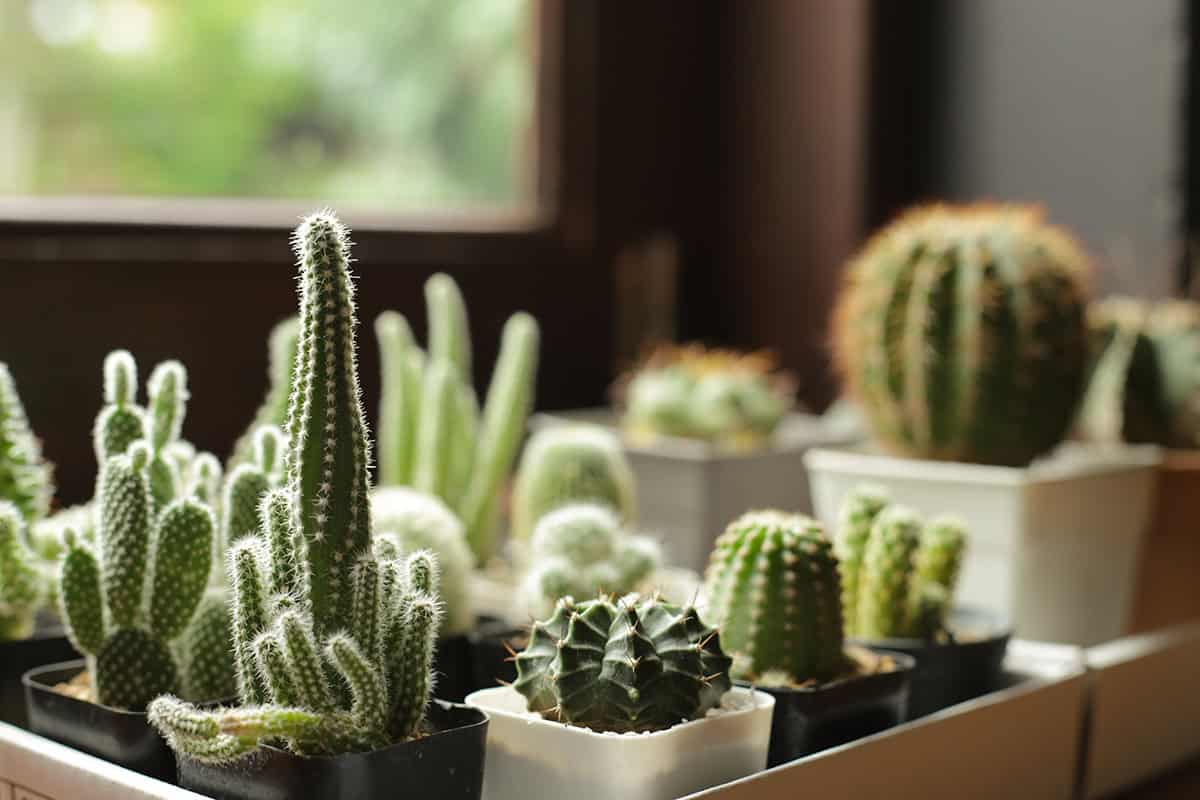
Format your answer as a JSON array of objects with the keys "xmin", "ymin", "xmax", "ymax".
[
  {"xmin": 228, "ymin": 316, "xmax": 300, "ymax": 468},
  {"xmin": 58, "ymin": 445, "xmax": 214, "ymax": 709},
  {"xmin": 510, "ymin": 424, "xmax": 637, "ymax": 541},
  {"xmin": 702, "ymin": 511, "xmax": 847, "ymax": 685},
  {"xmin": 150, "ymin": 211, "xmax": 442, "ymax": 763},
  {"xmin": 518, "ymin": 503, "xmax": 660, "ymax": 619},
  {"xmin": 0, "ymin": 501, "xmax": 46, "ymax": 640},
  {"xmin": 375, "ymin": 272, "xmax": 540, "ymax": 564},
  {"xmin": 833, "ymin": 204, "xmax": 1091, "ymax": 467},
  {"xmin": 0, "ymin": 364, "xmax": 53, "ymax": 523},
  {"xmin": 513, "ymin": 594, "xmax": 732, "ymax": 733}
]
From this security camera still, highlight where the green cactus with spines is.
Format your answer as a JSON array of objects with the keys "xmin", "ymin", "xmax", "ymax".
[
  {"xmin": 519, "ymin": 503, "xmax": 661, "ymax": 619},
  {"xmin": 30, "ymin": 503, "xmax": 95, "ymax": 561},
  {"xmin": 510, "ymin": 424, "xmax": 637, "ymax": 541},
  {"xmin": 833, "ymin": 203, "xmax": 1091, "ymax": 467},
  {"xmin": 0, "ymin": 502, "xmax": 46, "ymax": 640},
  {"xmin": 513, "ymin": 594, "xmax": 731, "ymax": 733},
  {"xmin": 221, "ymin": 425, "xmax": 285, "ymax": 551},
  {"xmin": 142, "ymin": 361, "xmax": 191, "ymax": 511},
  {"xmin": 0, "ymin": 364, "xmax": 53, "ymax": 524},
  {"xmin": 375, "ymin": 273, "xmax": 540, "ymax": 564},
  {"xmin": 150, "ymin": 211, "xmax": 442, "ymax": 763},
  {"xmin": 702, "ymin": 511, "xmax": 848, "ymax": 685},
  {"xmin": 93, "ymin": 350, "xmax": 146, "ymax": 464},
  {"xmin": 854, "ymin": 506, "xmax": 922, "ymax": 640},
  {"xmin": 186, "ymin": 452, "xmax": 223, "ymax": 505},
  {"xmin": 832, "ymin": 485, "xmax": 889, "ymax": 637},
  {"xmin": 228, "ymin": 316, "xmax": 301, "ymax": 469}
]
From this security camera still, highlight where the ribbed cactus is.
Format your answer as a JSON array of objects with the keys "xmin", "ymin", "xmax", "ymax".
[
  {"xmin": 832, "ymin": 486, "xmax": 888, "ymax": 639},
  {"xmin": 620, "ymin": 344, "xmax": 795, "ymax": 449},
  {"xmin": 0, "ymin": 364, "xmax": 53, "ymax": 523},
  {"xmin": 703, "ymin": 511, "xmax": 847, "ymax": 685},
  {"xmin": 375, "ymin": 272, "xmax": 540, "ymax": 564},
  {"xmin": 833, "ymin": 204, "xmax": 1090, "ymax": 466},
  {"xmin": 513, "ymin": 594, "xmax": 732, "ymax": 733},
  {"xmin": 510, "ymin": 424, "xmax": 637, "ymax": 541},
  {"xmin": 518, "ymin": 503, "xmax": 660, "ymax": 619},
  {"xmin": 228, "ymin": 316, "xmax": 300, "ymax": 468},
  {"xmin": 0, "ymin": 501, "xmax": 46, "ymax": 639},
  {"xmin": 150, "ymin": 211, "xmax": 442, "ymax": 763}
]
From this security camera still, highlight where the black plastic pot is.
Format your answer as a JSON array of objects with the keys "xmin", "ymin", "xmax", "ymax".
[
  {"xmin": 742, "ymin": 648, "xmax": 915, "ymax": 767},
  {"xmin": 851, "ymin": 607, "xmax": 1011, "ymax": 720},
  {"xmin": 177, "ymin": 700, "xmax": 489, "ymax": 800},
  {"xmin": 467, "ymin": 617, "xmax": 526, "ymax": 692},
  {"xmin": 22, "ymin": 659, "xmax": 176, "ymax": 782},
  {"xmin": 0, "ymin": 628, "xmax": 79, "ymax": 727}
]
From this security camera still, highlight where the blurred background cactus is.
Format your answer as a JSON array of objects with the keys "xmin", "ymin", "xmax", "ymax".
[
  {"xmin": 617, "ymin": 344, "xmax": 795, "ymax": 450},
  {"xmin": 833, "ymin": 204, "xmax": 1091, "ymax": 467},
  {"xmin": 0, "ymin": 363, "xmax": 53, "ymax": 526},
  {"xmin": 227, "ymin": 317, "xmax": 300, "ymax": 469},
  {"xmin": 0, "ymin": 502, "xmax": 48, "ymax": 640}
]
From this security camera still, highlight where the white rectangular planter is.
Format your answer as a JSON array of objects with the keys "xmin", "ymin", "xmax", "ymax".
[
  {"xmin": 465, "ymin": 685, "xmax": 774, "ymax": 800},
  {"xmin": 0, "ymin": 721, "xmax": 201, "ymax": 800},
  {"xmin": 805, "ymin": 445, "xmax": 1160, "ymax": 646},
  {"xmin": 1083, "ymin": 622, "xmax": 1200, "ymax": 798},
  {"xmin": 684, "ymin": 640, "xmax": 1086, "ymax": 800},
  {"xmin": 534, "ymin": 410, "xmax": 858, "ymax": 571}
]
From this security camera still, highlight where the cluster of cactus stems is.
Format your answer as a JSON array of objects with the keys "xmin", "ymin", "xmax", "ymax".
[
  {"xmin": 228, "ymin": 317, "xmax": 300, "ymax": 469},
  {"xmin": 510, "ymin": 424, "xmax": 637, "ymax": 542},
  {"xmin": 0, "ymin": 363, "xmax": 53, "ymax": 525},
  {"xmin": 519, "ymin": 503, "xmax": 660, "ymax": 619},
  {"xmin": 835, "ymin": 486, "xmax": 967, "ymax": 640},
  {"xmin": 833, "ymin": 203, "xmax": 1091, "ymax": 467},
  {"xmin": 375, "ymin": 273, "xmax": 539, "ymax": 564},
  {"xmin": 513, "ymin": 593, "xmax": 732, "ymax": 733},
  {"xmin": 619, "ymin": 343, "xmax": 795, "ymax": 449},
  {"xmin": 150, "ymin": 211, "xmax": 442, "ymax": 763},
  {"xmin": 703, "ymin": 511, "xmax": 849, "ymax": 687}
]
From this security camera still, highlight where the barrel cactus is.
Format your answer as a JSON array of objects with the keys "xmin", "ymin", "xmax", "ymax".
[
  {"xmin": 833, "ymin": 204, "xmax": 1091, "ymax": 466},
  {"xmin": 513, "ymin": 594, "xmax": 732, "ymax": 733},
  {"xmin": 375, "ymin": 273, "xmax": 540, "ymax": 564},
  {"xmin": 150, "ymin": 211, "xmax": 442, "ymax": 762}
]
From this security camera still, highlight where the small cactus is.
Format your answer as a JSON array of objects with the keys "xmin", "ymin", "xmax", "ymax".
[
  {"xmin": 510, "ymin": 424, "xmax": 637, "ymax": 541},
  {"xmin": 513, "ymin": 594, "xmax": 732, "ymax": 733},
  {"xmin": 0, "ymin": 501, "xmax": 46, "ymax": 640},
  {"xmin": 0, "ymin": 363, "xmax": 53, "ymax": 523},
  {"xmin": 228, "ymin": 316, "xmax": 300, "ymax": 468},
  {"xmin": 93, "ymin": 350, "xmax": 146, "ymax": 465}
]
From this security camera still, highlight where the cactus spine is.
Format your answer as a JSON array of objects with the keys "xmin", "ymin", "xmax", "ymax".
[
  {"xmin": 150, "ymin": 211, "xmax": 442, "ymax": 763},
  {"xmin": 833, "ymin": 204, "xmax": 1090, "ymax": 466},
  {"xmin": 0, "ymin": 364, "xmax": 53, "ymax": 524},
  {"xmin": 513, "ymin": 594, "xmax": 732, "ymax": 733}
]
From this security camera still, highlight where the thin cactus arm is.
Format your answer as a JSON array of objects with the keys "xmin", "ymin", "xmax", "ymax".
[
  {"xmin": 94, "ymin": 350, "xmax": 146, "ymax": 463},
  {"xmin": 374, "ymin": 311, "xmax": 419, "ymax": 486},
  {"xmin": 98, "ymin": 450, "xmax": 153, "ymax": 629},
  {"xmin": 425, "ymin": 272, "xmax": 473, "ymax": 381},
  {"xmin": 410, "ymin": 359, "xmax": 457, "ymax": 500}
]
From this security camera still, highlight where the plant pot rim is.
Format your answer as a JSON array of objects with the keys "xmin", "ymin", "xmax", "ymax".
[
  {"xmin": 735, "ymin": 647, "xmax": 917, "ymax": 696},
  {"xmin": 849, "ymin": 606, "xmax": 1013, "ymax": 652},
  {"xmin": 23, "ymin": 659, "xmax": 151, "ymax": 718}
]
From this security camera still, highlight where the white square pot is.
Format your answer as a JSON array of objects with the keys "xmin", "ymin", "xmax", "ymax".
[
  {"xmin": 683, "ymin": 640, "xmax": 1086, "ymax": 800},
  {"xmin": 805, "ymin": 444, "xmax": 1161, "ymax": 646},
  {"xmin": 1083, "ymin": 622, "xmax": 1200, "ymax": 798},
  {"xmin": 465, "ymin": 685, "xmax": 774, "ymax": 800},
  {"xmin": 534, "ymin": 410, "xmax": 859, "ymax": 572}
]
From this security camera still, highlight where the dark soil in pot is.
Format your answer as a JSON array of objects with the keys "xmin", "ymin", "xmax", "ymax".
[
  {"xmin": 0, "ymin": 627, "xmax": 79, "ymax": 727},
  {"xmin": 740, "ymin": 646, "xmax": 915, "ymax": 767},
  {"xmin": 467, "ymin": 616, "xmax": 527, "ymax": 692},
  {"xmin": 177, "ymin": 700, "xmax": 489, "ymax": 800},
  {"xmin": 850, "ymin": 607, "xmax": 1011, "ymax": 720}
]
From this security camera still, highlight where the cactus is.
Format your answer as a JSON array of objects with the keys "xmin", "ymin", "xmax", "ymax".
[
  {"xmin": 510, "ymin": 424, "xmax": 637, "ymax": 541},
  {"xmin": 518, "ymin": 503, "xmax": 660, "ymax": 619},
  {"xmin": 832, "ymin": 204, "xmax": 1090, "ymax": 467},
  {"xmin": 150, "ymin": 211, "xmax": 442, "ymax": 763},
  {"xmin": 832, "ymin": 485, "xmax": 889, "ymax": 638},
  {"xmin": 375, "ymin": 272, "xmax": 540, "ymax": 564},
  {"xmin": 0, "ymin": 502, "xmax": 46, "ymax": 640},
  {"xmin": 0, "ymin": 364, "xmax": 53, "ymax": 524},
  {"xmin": 93, "ymin": 350, "xmax": 146, "ymax": 464},
  {"xmin": 221, "ymin": 425, "xmax": 285, "ymax": 551},
  {"xmin": 513, "ymin": 594, "xmax": 731, "ymax": 733},
  {"xmin": 143, "ymin": 361, "xmax": 189, "ymax": 511},
  {"xmin": 228, "ymin": 316, "xmax": 300, "ymax": 468},
  {"xmin": 702, "ymin": 511, "xmax": 848, "ymax": 685},
  {"xmin": 619, "ymin": 344, "xmax": 795, "ymax": 449}
]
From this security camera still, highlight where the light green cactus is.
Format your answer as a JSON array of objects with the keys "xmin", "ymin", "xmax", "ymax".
[
  {"xmin": 228, "ymin": 316, "xmax": 301, "ymax": 469},
  {"xmin": 93, "ymin": 350, "xmax": 146, "ymax": 465},
  {"xmin": 150, "ymin": 211, "xmax": 442, "ymax": 763},
  {"xmin": 0, "ymin": 364, "xmax": 53, "ymax": 525},
  {"xmin": 0, "ymin": 502, "xmax": 46, "ymax": 640},
  {"xmin": 510, "ymin": 424, "xmax": 637, "ymax": 541},
  {"xmin": 832, "ymin": 485, "xmax": 889, "ymax": 639},
  {"xmin": 375, "ymin": 272, "xmax": 540, "ymax": 564}
]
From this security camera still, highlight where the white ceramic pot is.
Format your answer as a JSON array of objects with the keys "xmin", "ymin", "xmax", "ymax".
[
  {"xmin": 804, "ymin": 444, "xmax": 1161, "ymax": 646},
  {"xmin": 465, "ymin": 685, "xmax": 774, "ymax": 800}
]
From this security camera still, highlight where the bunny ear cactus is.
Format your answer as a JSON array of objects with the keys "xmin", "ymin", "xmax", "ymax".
[
  {"xmin": 94, "ymin": 350, "xmax": 146, "ymax": 464},
  {"xmin": 703, "ymin": 511, "xmax": 848, "ymax": 685},
  {"xmin": 142, "ymin": 361, "xmax": 190, "ymax": 511},
  {"xmin": 151, "ymin": 211, "xmax": 443, "ymax": 763},
  {"xmin": 833, "ymin": 204, "xmax": 1091, "ymax": 466},
  {"xmin": 511, "ymin": 424, "xmax": 637, "ymax": 541},
  {"xmin": 0, "ymin": 501, "xmax": 46, "ymax": 640},
  {"xmin": 228, "ymin": 316, "xmax": 301, "ymax": 469},
  {"xmin": 0, "ymin": 364, "xmax": 53, "ymax": 524},
  {"xmin": 513, "ymin": 594, "xmax": 732, "ymax": 733}
]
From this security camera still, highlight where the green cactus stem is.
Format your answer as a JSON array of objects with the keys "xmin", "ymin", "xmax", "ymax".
[
  {"xmin": 832, "ymin": 485, "xmax": 890, "ymax": 636},
  {"xmin": 229, "ymin": 316, "xmax": 301, "ymax": 468},
  {"xmin": 0, "ymin": 364, "xmax": 53, "ymax": 524},
  {"xmin": 93, "ymin": 350, "xmax": 146, "ymax": 464},
  {"xmin": 0, "ymin": 502, "xmax": 45, "ymax": 640}
]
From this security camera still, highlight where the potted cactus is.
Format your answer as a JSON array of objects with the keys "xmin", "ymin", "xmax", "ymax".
[
  {"xmin": 702, "ymin": 510, "xmax": 914, "ymax": 766},
  {"xmin": 834, "ymin": 486, "xmax": 1010, "ymax": 719},
  {"xmin": 806, "ymin": 203, "xmax": 1159, "ymax": 646},
  {"xmin": 466, "ymin": 593, "xmax": 774, "ymax": 800},
  {"xmin": 148, "ymin": 212, "xmax": 488, "ymax": 800},
  {"xmin": 538, "ymin": 344, "xmax": 858, "ymax": 572}
]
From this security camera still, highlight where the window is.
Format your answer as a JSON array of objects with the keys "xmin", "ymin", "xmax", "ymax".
[{"xmin": 0, "ymin": 0, "xmax": 537, "ymax": 220}]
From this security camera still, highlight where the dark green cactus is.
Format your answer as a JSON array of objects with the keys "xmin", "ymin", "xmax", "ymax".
[
  {"xmin": 513, "ymin": 594, "xmax": 732, "ymax": 733},
  {"xmin": 833, "ymin": 204, "xmax": 1091, "ymax": 466},
  {"xmin": 0, "ymin": 364, "xmax": 53, "ymax": 524},
  {"xmin": 228, "ymin": 316, "xmax": 300, "ymax": 469},
  {"xmin": 0, "ymin": 501, "xmax": 46, "ymax": 639},
  {"xmin": 703, "ymin": 511, "xmax": 848, "ymax": 685}
]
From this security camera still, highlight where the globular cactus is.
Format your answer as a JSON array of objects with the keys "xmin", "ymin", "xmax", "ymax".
[
  {"xmin": 619, "ymin": 344, "xmax": 795, "ymax": 449},
  {"xmin": 833, "ymin": 204, "xmax": 1090, "ymax": 467},
  {"xmin": 518, "ymin": 503, "xmax": 660, "ymax": 619},
  {"xmin": 228, "ymin": 316, "xmax": 300, "ymax": 469},
  {"xmin": 702, "ymin": 511, "xmax": 847, "ymax": 685},
  {"xmin": 513, "ymin": 594, "xmax": 731, "ymax": 733},
  {"xmin": 510, "ymin": 424, "xmax": 637, "ymax": 541},
  {"xmin": 375, "ymin": 273, "xmax": 540, "ymax": 565},
  {"xmin": 150, "ymin": 211, "xmax": 442, "ymax": 763},
  {"xmin": 0, "ymin": 501, "xmax": 46, "ymax": 640},
  {"xmin": 0, "ymin": 363, "xmax": 53, "ymax": 524}
]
